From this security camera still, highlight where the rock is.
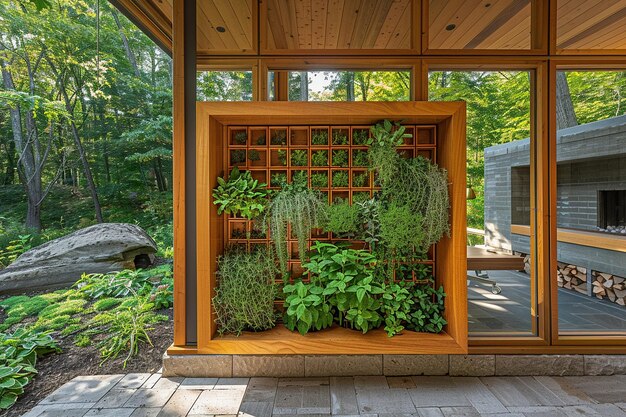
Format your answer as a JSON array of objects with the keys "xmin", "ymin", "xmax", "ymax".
[{"xmin": 0, "ymin": 223, "xmax": 157, "ymax": 294}]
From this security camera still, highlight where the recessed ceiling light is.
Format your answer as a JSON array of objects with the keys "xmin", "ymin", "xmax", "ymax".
[
  {"xmin": 445, "ymin": 24, "xmax": 456, "ymax": 31},
  {"xmin": 485, "ymin": 3, "xmax": 491, "ymax": 7},
  {"xmin": 216, "ymin": 26, "xmax": 226, "ymax": 33}
]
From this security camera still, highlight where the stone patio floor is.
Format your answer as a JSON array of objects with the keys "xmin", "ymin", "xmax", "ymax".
[{"xmin": 21, "ymin": 372, "xmax": 626, "ymax": 417}]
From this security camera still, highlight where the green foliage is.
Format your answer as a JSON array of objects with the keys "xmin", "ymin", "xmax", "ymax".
[
  {"xmin": 292, "ymin": 171, "xmax": 308, "ymax": 187},
  {"xmin": 149, "ymin": 276, "xmax": 174, "ymax": 309},
  {"xmin": 234, "ymin": 130, "xmax": 248, "ymax": 145},
  {"xmin": 331, "ymin": 149, "xmax": 349, "ymax": 167},
  {"xmin": 270, "ymin": 172, "xmax": 287, "ymax": 187},
  {"xmin": 303, "ymin": 242, "xmax": 383, "ymax": 333},
  {"xmin": 0, "ymin": 328, "xmax": 59, "ymax": 410},
  {"xmin": 277, "ymin": 150, "xmax": 288, "ymax": 166},
  {"xmin": 332, "ymin": 130, "xmax": 349, "ymax": 145},
  {"xmin": 352, "ymin": 149, "xmax": 369, "ymax": 167},
  {"xmin": 380, "ymin": 282, "xmax": 413, "ymax": 336},
  {"xmin": 212, "ymin": 167, "xmax": 271, "ymax": 222},
  {"xmin": 248, "ymin": 149, "xmax": 260, "ymax": 162},
  {"xmin": 311, "ymin": 130, "xmax": 328, "ymax": 145},
  {"xmin": 310, "ymin": 172, "xmax": 329, "ymax": 188},
  {"xmin": 325, "ymin": 201, "xmax": 360, "ymax": 237},
  {"xmin": 311, "ymin": 150, "xmax": 328, "ymax": 166},
  {"xmin": 0, "ymin": 296, "xmax": 50, "ymax": 332},
  {"xmin": 264, "ymin": 184, "xmax": 328, "ymax": 276},
  {"xmin": 76, "ymin": 270, "xmax": 151, "ymax": 299},
  {"xmin": 213, "ymin": 249, "xmax": 278, "ymax": 335},
  {"xmin": 378, "ymin": 203, "xmax": 425, "ymax": 254},
  {"xmin": 96, "ymin": 299, "xmax": 167, "ymax": 368},
  {"xmin": 406, "ymin": 282, "xmax": 447, "ymax": 333},
  {"xmin": 352, "ymin": 129, "xmax": 369, "ymax": 145},
  {"xmin": 230, "ymin": 150, "xmax": 246, "ymax": 164},
  {"xmin": 271, "ymin": 129, "xmax": 287, "ymax": 145},
  {"xmin": 282, "ymin": 281, "xmax": 332, "ymax": 335},
  {"xmin": 332, "ymin": 171, "xmax": 349, "ymax": 188},
  {"xmin": 93, "ymin": 298, "xmax": 123, "ymax": 312},
  {"xmin": 290, "ymin": 149, "xmax": 308, "ymax": 167},
  {"xmin": 0, "ymin": 235, "xmax": 32, "ymax": 268},
  {"xmin": 352, "ymin": 172, "xmax": 368, "ymax": 187}
]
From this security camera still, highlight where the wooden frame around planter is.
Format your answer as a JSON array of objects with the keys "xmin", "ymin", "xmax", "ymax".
[{"xmin": 169, "ymin": 101, "xmax": 467, "ymax": 355}]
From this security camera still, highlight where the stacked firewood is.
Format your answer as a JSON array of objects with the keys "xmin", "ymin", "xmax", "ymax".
[
  {"xmin": 556, "ymin": 262, "xmax": 588, "ymax": 295},
  {"xmin": 591, "ymin": 271, "xmax": 626, "ymax": 306},
  {"xmin": 556, "ymin": 261, "xmax": 626, "ymax": 306}
]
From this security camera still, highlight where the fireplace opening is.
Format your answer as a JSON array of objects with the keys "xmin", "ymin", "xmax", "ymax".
[{"xmin": 597, "ymin": 190, "xmax": 626, "ymax": 233}]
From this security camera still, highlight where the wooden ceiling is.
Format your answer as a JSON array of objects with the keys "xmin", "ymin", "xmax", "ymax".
[
  {"xmin": 557, "ymin": 0, "xmax": 626, "ymax": 50},
  {"xmin": 428, "ymin": 0, "xmax": 531, "ymax": 50},
  {"xmin": 114, "ymin": 0, "xmax": 626, "ymax": 52},
  {"xmin": 266, "ymin": 0, "xmax": 412, "ymax": 50}
]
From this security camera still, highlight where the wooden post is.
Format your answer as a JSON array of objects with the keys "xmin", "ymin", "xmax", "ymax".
[{"xmin": 172, "ymin": 0, "xmax": 197, "ymax": 346}]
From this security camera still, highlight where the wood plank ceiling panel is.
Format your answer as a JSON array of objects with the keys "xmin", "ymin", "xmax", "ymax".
[
  {"xmin": 196, "ymin": 0, "xmax": 253, "ymax": 53},
  {"xmin": 557, "ymin": 0, "xmax": 626, "ymax": 50},
  {"xmin": 428, "ymin": 0, "xmax": 531, "ymax": 50},
  {"xmin": 265, "ymin": 0, "xmax": 411, "ymax": 50}
]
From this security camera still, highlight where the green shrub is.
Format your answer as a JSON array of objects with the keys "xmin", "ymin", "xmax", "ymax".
[
  {"xmin": 310, "ymin": 172, "xmax": 328, "ymax": 188},
  {"xmin": 0, "ymin": 234, "xmax": 32, "ymax": 268},
  {"xmin": 213, "ymin": 249, "xmax": 278, "ymax": 335},
  {"xmin": 311, "ymin": 150, "xmax": 328, "ymax": 166},
  {"xmin": 331, "ymin": 149, "xmax": 348, "ymax": 167},
  {"xmin": 291, "ymin": 170, "xmax": 308, "ymax": 187},
  {"xmin": 331, "ymin": 171, "xmax": 349, "ymax": 188},
  {"xmin": 0, "ymin": 328, "xmax": 60, "ymax": 410},
  {"xmin": 93, "ymin": 298, "xmax": 123, "ymax": 312},
  {"xmin": 325, "ymin": 201, "xmax": 360, "ymax": 237},
  {"xmin": 290, "ymin": 149, "xmax": 308, "ymax": 166}
]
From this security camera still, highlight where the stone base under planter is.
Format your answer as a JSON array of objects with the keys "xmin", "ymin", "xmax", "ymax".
[{"xmin": 162, "ymin": 353, "xmax": 626, "ymax": 378}]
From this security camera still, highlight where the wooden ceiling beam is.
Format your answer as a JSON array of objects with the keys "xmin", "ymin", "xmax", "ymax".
[
  {"xmin": 464, "ymin": 0, "xmax": 530, "ymax": 49},
  {"xmin": 109, "ymin": 0, "xmax": 172, "ymax": 53}
]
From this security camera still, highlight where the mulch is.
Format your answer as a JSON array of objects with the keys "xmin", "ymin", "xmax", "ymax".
[{"xmin": 2, "ymin": 307, "xmax": 173, "ymax": 417}]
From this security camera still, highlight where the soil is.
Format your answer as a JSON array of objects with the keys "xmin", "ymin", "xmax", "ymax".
[{"xmin": 2, "ymin": 305, "xmax": 173, "ymax": 417}]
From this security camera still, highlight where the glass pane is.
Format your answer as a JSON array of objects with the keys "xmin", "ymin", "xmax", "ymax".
[
  {"xmin": 196, "ymin": 71, "xmax": 253, "ymax": 101},
  {"xmin": 429, "ymin": 0, "xmax": 532, "ymax": 50},
  {"xmin": 197, "ymin": 0, "xmax": 254, "ymax": 53},
  {"xmin": 288, "ymin": 71, "xmax": 411, "ymax": 101},
  {"xmin": 557, "ymin": 0, "xmax": 626, "ymax": 50},
  {"xmin": 556, "ymin": 71, "xmax": 626, "ymax": 334},
  {"xmin": 429, "ymin": 71, "xmax": 535, "ymax": 334},
  {"xmin": 265, "ymin": 0, "xmax": 412, "ymax": 50}
]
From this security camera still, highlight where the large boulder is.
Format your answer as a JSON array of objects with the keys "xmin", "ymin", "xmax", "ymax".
[{"xmin": 0, "ymin": 223, "xmax": 158, "ymax": 294}]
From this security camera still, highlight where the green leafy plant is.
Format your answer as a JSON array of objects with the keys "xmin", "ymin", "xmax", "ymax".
[
  {"xmin": 304, "ymin": 242, "xmax": 382, "ymax": 333},
  {"xmin": 311, "ymin": 150, "xmax": 328, "ymax": 166},
  {"xmin": 0, "ymin": 296, "xmax": 50, "ymax": 332},
  {"xmin": 0, "ymin": 234, "xmax": 32, "ymax": 268},
  {"xmin": 290, "ymin": 149, "xmax": 308, "ymax": 166},
  {"xmin": 332, "ymin": 171, "xmax": 349, "ymax": 188},
  {"xmin": 332, "ymin": 130, "xmax": 349, "ymax": 145},
  {"xmin": 325, "ymin": 201, "xmax": 360, "ymax": 238},
  {"xmin": 248, "ymin": 149, "xmax": 260, "ymax": 162},
  {"xmin": 379, "ymin": 203, "xmax": 425, "ymax": 254},
  {"xmin": 230, "ymin": 149, "xmax": 246, "ymax": 165},
  {"xmin": 0, "ymin": 328, "xmax": 60, "ymax": 410},
  {"xmin": 271, "ymin": 129, "xmax": 287, "ymax": 145},
  {"xmin": 76, "ymin": 269, "xmax": 150, "ymax": 299},
  {"xmin": 256, "ymin": 134, "xmax": 266, "ymax": 145},
  {"xmin": 352, "ymin": 129, "xmax": 369, "ymax": 145},
  {"xmin": 213, "ymin": 249, "xmax": 278, "ymax": 335},
  {"xmin": 406, "ymin": 282, "xmax": 447, "ymax": 333},
  {"xmin": 292, "ymin": 170, "xmax": 308, "ymax": 186},
  {"xmin": 282, "ymin": 281, "xmax": 332, "ymax": 335},
  {"xmin": 311, "ymin": 129, "xmax": 328, "ymax": 145},
  {"xmin": 271, "ymin": 172, "xmax": 287, "ymax": 187},
  {"xmin": 331, "ymin": 149, "xmax": 348, "ymax": 167},
  {"xmin": 380, "ymin": 281, "xmax": 413, "ymax": 336},
  {"xmin": 212, "ymin": 167, "xmax": 271, "ymax": 225},
  {"xmin": 263, "ymin": 184, "xmax": 327, "ymax": 276},
  {"xmin": 149, "ymin": 276, "xmax": 173, "ymax": 309},
  {"xmin": 352, "ymin": 172, "xmax": 369, "ymax": 187},
  {"xmin": 352, "ymin": 149, "xmax": 369, "ymax": 167},
  {"xmin": 310, "ymin": 172, "xmax": 329, "ymax": 188},
  {"xmin": 97, "ymin": 299, "xmax": 167, "ymax": 367},
  {"xmin": 233, "ymin": 130, "xmax": 247, "ymax": 145},
  {"xmin": 352, "ymin": 192, "xmax": 370, "ymax": 204}
]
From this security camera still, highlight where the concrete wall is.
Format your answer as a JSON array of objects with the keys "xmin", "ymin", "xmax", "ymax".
[{"xmin": 484, "ymin": 115, "xmax": 626, "ymax": 277}]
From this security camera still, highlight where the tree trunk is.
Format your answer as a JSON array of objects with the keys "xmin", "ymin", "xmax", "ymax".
[
  {"xmin": 556, "ymin": 71, "xmax": 578, "ymax": 130},
  {"xmin": 299, "ymin": 71, "xmax": 308, "ymax": 101},
  {"xmin": 346, "ymin": 72, "xmax": 355, "ymax": 101},
  {"xmin": 112, "ymin": 9, "xmax": 141, "ymax": 78}
]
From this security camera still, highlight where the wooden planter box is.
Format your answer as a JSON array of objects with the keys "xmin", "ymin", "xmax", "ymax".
[{"xmin": 171, "ymin": 101, "xmax": 467, "ymax": 355}]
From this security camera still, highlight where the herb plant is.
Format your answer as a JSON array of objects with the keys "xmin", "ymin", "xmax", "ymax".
[
  {"xmin": 292, "ymin": 170, "xmax": 308, "ymax": 187},
  {"xmin": 212, "ymin": 167, "xmax": 271, "ymax": 225},
  {"xmin": 290, "ymin": 149, "xmax": 308, "ymax": 166},
  {"xmin": 213, "ymin": 249, "xmax": 278, "ymax": 335},
  {"xmin": 230, "ymin": 150, "xmax": 246, "ymax": 165},
  {"xmin": 352, "ymin": 172, "xmax": 368, "ymax": 187},
  {"xmin": 352, "ymin": 149, "xmax": 369, "ymax": 167},
  {"xmin": 311, "ymin": 129, "xmax": 328, "ymax": 145},
  {"xmin": 311, "ymin": 150, "xmax": 328, "ymax": 166},
  {"xmin": 332, "ymin": 130, "xmax": 349, "ymax": 145},
  {"xmin": 283, "ymin": 281, "xmax": 333, "ymax": 335},
  {"xmin": 248, "ymin": 149, "xmax": 260, "ymax": 162},
  {"xmin": 352, "ymin": 129, "xmax": 368, "ymax": 145},
  {"xmin": 332, "ymin": 171, "xmax": 349, "ymax": 188},
  {"xmin": 331, "ymin": 149, "xmax": 349, "ymax": 167},
  {"xmin": 271, "ymin": 129, "xmax": 287, "ymax": 145},
  {"xmin": 233, "ymin": 130, "xmax": 247, "ymax": 145},
  {"xmin": 263, "ymin": 184, "xmax": 327, "ymax": 276},
  {"xmin": 325, "ymin": 201, "xmax": 360, "ymax": 238},
  {"xmin": 271, "ymin": 172, "xmax": 287, "ymax": 187},
  {"xmin": 311, "ymin": 172, "xmax": 329, "ymax": 188}
]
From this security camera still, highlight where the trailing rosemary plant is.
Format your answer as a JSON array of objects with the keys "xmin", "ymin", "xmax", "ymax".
[{"xmin": 263, "ymin": 183, "xmax": 328, "ymax": 276}]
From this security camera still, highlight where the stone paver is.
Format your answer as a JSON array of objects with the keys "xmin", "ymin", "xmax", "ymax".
[{"xmin": 20, "ymin": 373, "xmax": 626, "ymax": 417}]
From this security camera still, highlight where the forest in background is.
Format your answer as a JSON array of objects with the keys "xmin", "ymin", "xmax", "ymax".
[{"xmin": 2, "ymin": 0, "xmax": 626, "ymax": 263}]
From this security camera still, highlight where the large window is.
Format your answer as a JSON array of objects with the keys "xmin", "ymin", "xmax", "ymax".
[
  {"xmin": 196, "ymin": 71, "xmax": 253, "ymax": 101},
  {"xmin": 556, "ymin": 71, "xmax": 626, "ymax": 334},
  {"xmin": 429, "ymin": 70, "xmax": 535, "ymax": 335}
]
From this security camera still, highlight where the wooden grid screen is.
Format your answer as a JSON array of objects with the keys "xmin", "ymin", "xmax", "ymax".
[{"xmin": 223, "ymin": 124, "xmax": 439, "ymax": 282}]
